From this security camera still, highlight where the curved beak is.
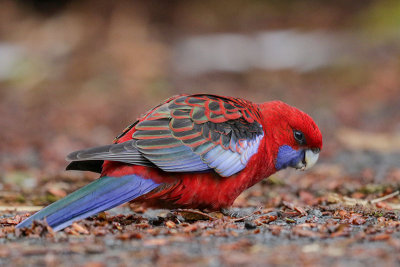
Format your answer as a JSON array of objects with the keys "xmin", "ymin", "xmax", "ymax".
[{"xmin": 295, "ymin": 149, "xmax": 320, "ymax": 171}]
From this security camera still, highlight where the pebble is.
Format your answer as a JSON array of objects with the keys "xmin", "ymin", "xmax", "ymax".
[{"xmin": 244, "ymin": 221, "xmax": 257, "ymax": 230}]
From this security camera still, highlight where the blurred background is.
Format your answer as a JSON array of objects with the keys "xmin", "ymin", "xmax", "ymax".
[{"xmin": 0, "ymin": 0, "xmax": 399, "ymax": 204}]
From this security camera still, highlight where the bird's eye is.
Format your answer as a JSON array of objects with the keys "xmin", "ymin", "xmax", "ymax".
[{"xmin": 293, "ymin": 130, "xmax": 306, "ymax": 145}]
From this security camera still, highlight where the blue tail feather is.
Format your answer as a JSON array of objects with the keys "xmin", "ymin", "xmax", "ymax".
[{"xmin": 16, "ymin": 175, "xmax": 160, "ymax": 231}]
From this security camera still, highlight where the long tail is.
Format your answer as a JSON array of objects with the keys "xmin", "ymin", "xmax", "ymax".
[{"xmin": 16, "ymin": 175, "xmax": 160, "ymax": 231}]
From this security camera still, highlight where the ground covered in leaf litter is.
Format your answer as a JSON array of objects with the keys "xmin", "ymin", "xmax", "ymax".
[
  {"xmin": 2, "ymin": 149, "xmax": 400, "ymax": 267},
  {"xmin": 1, "ymin": 1, "xmax": 400, "ymax": 266}
]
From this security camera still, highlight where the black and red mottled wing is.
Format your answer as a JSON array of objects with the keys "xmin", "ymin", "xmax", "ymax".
[{"xmin": 66, "ymin": 94, "xmax": 264, "ymax": 177}]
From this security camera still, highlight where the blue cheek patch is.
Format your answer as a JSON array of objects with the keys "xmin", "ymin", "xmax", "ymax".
[{"xmin": 275, "ymin": 145, "xmax": 304, "ymax": 170}]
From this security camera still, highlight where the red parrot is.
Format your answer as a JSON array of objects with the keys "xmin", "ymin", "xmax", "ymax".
[{"xmin": 17, "ymin": 94, "xmax": 322, "ymax": 231}]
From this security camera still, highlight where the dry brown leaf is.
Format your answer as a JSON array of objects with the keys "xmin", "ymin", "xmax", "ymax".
[{"xmin": 71, "ymin": 223, "xmax": 89, "ymax": 235}]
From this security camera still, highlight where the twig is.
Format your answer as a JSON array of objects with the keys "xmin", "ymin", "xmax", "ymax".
[
  {"xmin": 0, "ymin": 206, "xmax": 43, "ymax": 212},
  {"xmin": 370, "ymin": 191, "xmax": 400, "ymax": 204},
  {"xmin": 231, "ymin": 213, "xmax": 254, "ymax": 222}
]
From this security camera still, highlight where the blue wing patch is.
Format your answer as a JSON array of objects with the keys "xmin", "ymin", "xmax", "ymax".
[{"xmin": 203, "ymin": 133, "xmax": 264, "ymax": 176}]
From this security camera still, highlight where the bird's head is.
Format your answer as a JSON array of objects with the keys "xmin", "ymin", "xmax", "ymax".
[{"xmin": 259, "ymin": 101, "xmax": 322, "ymax": 171}]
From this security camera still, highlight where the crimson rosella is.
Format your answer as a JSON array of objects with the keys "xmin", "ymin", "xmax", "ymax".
[{"xmin": 17, "ymin": 94, "xmax": 322, "ymax": 231}]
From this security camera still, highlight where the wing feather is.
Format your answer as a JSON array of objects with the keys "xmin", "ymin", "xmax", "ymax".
[{"xmin": 67, "ymin": 94, "xmax": 264, "ymax": 177}]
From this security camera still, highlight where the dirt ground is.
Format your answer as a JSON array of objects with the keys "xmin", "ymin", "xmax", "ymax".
[
  {"xmin": 1, "ymin": 1, "xmax": 400, "ymax": 266},
  {"xmin": 2, "ymin": 149, "xmax": 400, "ymax": 266}
]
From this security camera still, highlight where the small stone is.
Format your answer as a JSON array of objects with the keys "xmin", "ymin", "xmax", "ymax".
[{"xmin": 244, "ymin": 221, "xmax": 257, "ymax": 229}]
